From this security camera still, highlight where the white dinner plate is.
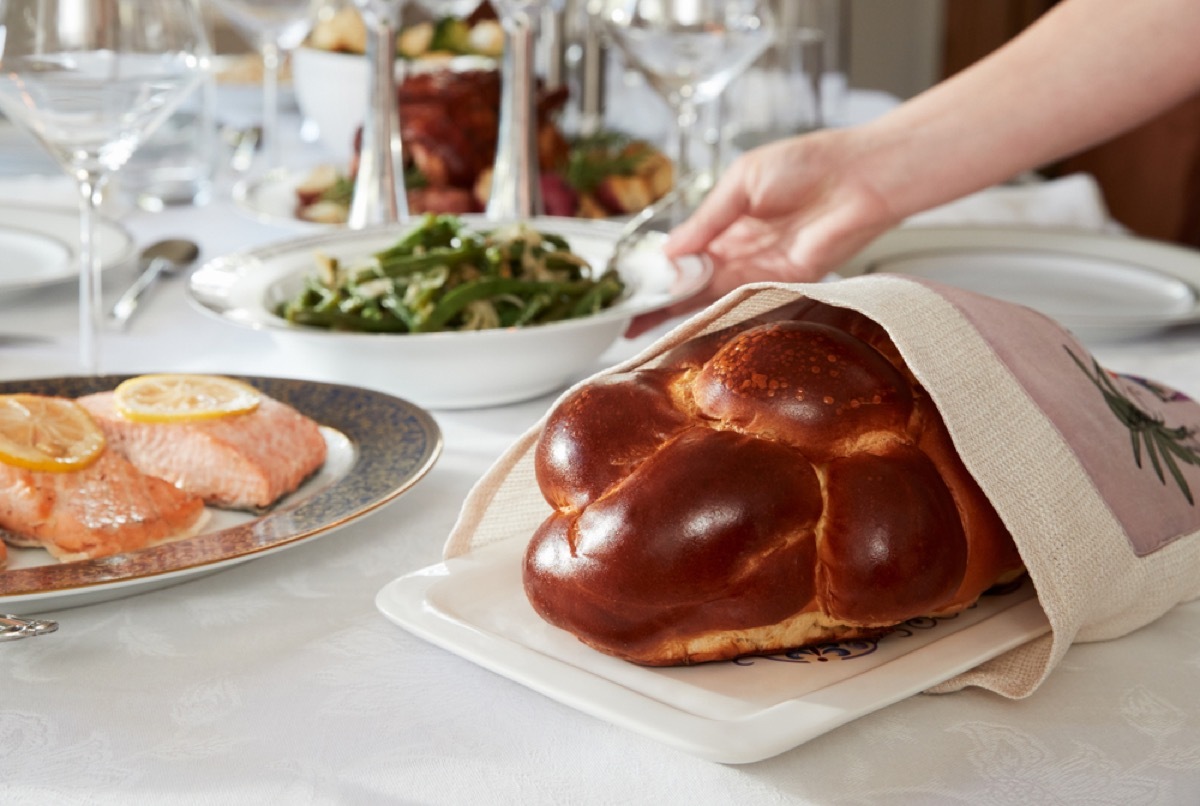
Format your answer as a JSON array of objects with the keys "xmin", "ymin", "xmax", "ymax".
[
  {"xmin": 0, "ymin": 204, "xmax": 135, "ymax": 296},
  {"xmin": 232, "ymin": 168, "xmax": 319, "ymax": 229},
  {"xmin": 0, "ymin": 374, "xmax": 441, "ymax": 611},
  {"xmin": 840, "ymin": 226, "xmax": 1200, "ymax": 341},
  {"xmin": 377, "ymin": 539, "xmax": 1051, "ymax": 764}
]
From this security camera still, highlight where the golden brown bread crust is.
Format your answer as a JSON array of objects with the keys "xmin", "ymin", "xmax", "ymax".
[{"xmin": 524, "ymin": 300, "xmax": 1025, "ymax": 665}]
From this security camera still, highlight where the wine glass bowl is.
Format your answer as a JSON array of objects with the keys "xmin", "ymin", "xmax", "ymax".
[
  {"xmin": 212, "ymin": 0, "xmax": 314, "ymax": 48},
  {"xmin": 1, "ymin": 53, "xmax": 189, "ymax": 173},
  {"xmin": 0, "ymin": 0, "xmax": 209, "ymax": 372},
  {"xmin": 210, "ymin": 0, "xmax": 316, "ymax": 173},
  {"xmin": 594, "ymin": 0, "xmax": 773, "ymax": 200}
]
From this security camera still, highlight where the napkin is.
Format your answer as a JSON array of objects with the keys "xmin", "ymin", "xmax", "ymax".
[
  {"xmin": 903, "ymin": 172, "xmax": 1122, "ymax": 233},
  {"xmin": 443, "ymin": 275, "xmax": 1200, "ymax": 699}
]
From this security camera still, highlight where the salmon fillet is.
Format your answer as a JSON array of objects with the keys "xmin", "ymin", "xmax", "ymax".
[
  {"xmin": 0, "ymin": 450, "xmax": 208, "ymax": 562},
  {"xmin": 77, "ymin": 392, "xmax": 328, "ymax": 510}
]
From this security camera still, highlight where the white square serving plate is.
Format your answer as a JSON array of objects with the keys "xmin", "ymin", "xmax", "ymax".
[{"xmin": 377, "ymin": 540, "xmax": 1050, "ymax": 764}]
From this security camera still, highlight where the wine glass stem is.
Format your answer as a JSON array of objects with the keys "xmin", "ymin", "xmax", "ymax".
[
  {"xmin": 706, "ymin": 95, "xmax": 725, "ymax": 187},
  {"xmin": 671, "ymin": 99, "xmax": 699, "ymax": 221},
  {"xmin": 674, "ymin": 100, "xmax": 697, "ymax": 184},
  {"xmin": 75, "ymin": 172, "xmax": 107, "ymax": 375},
  {"xmin": 261, "ymin": 37, "xmax": 281, "ymax": 172}
]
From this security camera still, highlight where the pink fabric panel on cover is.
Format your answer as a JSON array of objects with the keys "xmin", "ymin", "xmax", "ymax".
[{"xmin": 925, "ymin": 280, "xmax": 1200, "ymax": 557}]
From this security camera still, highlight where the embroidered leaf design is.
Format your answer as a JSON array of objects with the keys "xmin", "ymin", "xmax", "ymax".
[
  {"xmin": 1066, "ymin": 346, "xmax": 1200, "ymax": 505},
  {"xmin": 1144, "ymin": 430, "xmax": 1165, "ymax": 479}
]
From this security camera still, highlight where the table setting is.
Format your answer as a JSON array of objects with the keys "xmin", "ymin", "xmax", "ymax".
[{"xmin": 3, "ymin": 0, "xmax": 1200, "ymax": 802}]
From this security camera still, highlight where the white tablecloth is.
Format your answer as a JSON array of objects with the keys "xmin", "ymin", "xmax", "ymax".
[{"xmin": 3, "ymin": 94, "xmax": 1200, "ymax": 804}]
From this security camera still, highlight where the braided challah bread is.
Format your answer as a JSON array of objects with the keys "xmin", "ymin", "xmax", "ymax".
[{"xmin": 523, "ymin": 299, "xmax": 1026, "ymax": 666}]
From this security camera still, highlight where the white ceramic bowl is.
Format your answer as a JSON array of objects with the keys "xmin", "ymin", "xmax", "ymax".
[
  {"xmin": 291, "ymin": 46, "xmax": 368, "ymax": 160},
  {"xmin": 212, "ymin": 53, "xmax": 297, "ymax": 129},
  {"xmin": 291, "ymin": 46, "xmax": 496, "ymax": 162},
  {"xmin": 187, "ymin": 216, "xmax": 710, "ymax": 409}
]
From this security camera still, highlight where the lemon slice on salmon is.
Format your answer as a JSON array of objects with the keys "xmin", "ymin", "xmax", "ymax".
[
  {"xmin": 0, "ymin": 394, "xmax": 107, "ymax": 472},
  {"xmin": 114, "ymin": 374, "xmax": 261, "ymax": 423}
]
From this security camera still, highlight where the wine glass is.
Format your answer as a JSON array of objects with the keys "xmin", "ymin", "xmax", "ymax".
[
  {"xmin": 210, "ymin": 0, "xmax": 315, "ymax": 174},
  {"xmin": 0, "ymin": 0, "xmax": 210, "ymax": 373},
  {"xmin": 594, "ymin": 0, "xmax": 774, "ymax": 206}
]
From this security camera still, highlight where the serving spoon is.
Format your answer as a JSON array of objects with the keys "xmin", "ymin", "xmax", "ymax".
[
  {"xmin": 109, "ymin": 238, "xmax": 200, "ymax": 330},
  {"xmin": 604, "ymin": 172, "xmax": 703, "ymax": 275}
]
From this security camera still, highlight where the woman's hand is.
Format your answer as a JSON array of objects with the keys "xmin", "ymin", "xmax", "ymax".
[
  {"xmin": 627, "ymin": 129, "xmax": 900, "ymax": 337},
  {"xmin": 626, "ymin": 0, "xmax": 1200, "ymax": 339}
]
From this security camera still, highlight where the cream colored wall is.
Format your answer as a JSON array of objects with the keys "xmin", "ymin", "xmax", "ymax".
[{"xmin": 847, "ymin": 0, "xmax": 945, "ymax": 99}]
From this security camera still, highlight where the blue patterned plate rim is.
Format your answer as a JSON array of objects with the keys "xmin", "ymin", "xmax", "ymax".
[{"xmin": 0, "ymin": 374, "xmax": 442, "ymax": 605}]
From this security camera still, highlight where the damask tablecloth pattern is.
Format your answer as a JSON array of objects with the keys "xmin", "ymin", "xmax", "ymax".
[{"xmin": 3, "ymin": 101, "xmax": 1200, "ymax": 802}]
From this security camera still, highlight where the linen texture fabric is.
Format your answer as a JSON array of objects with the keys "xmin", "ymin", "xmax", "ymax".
[{"xmin": 444, "ymin": 275, "xmax": 1200, "ymax": 697}]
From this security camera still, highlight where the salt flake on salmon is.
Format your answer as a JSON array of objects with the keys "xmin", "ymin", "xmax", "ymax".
[{"xmin": 78, "ymin": 390, "xmax": 328, "ymax": 510}]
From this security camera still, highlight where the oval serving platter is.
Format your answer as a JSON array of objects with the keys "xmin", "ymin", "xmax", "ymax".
[{"xmin": 0, "ymin": 374, "xmax": 442, "ymax": 611}]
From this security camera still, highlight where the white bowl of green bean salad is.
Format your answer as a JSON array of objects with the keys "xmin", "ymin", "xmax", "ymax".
[{"xmin": 187, "ymin": 214, "xmax": 711, "ymax": 409}]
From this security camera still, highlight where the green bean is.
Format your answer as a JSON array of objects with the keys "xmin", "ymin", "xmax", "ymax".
[
  {"xmin": 416, "ymin": 278, "xmax": 591, "ymax": 332},
  {"xmin": 293, "ymin": 285, "xmax": 326, "ymax": 309},
  {"xmin": 510, "ymin": 294, "xmax": 553, "ymax": 326},
  {"xmin": 531, "ymin": 283, "xmax": 601, "ymax": 323},
  {"xmin": 373, "ymin": 213, "xmax": 464, "ymax": 260},
  {"xmin": 543, "ymin": 253, "xmax": 589, "ymax": 280},
  {"xmin": 415, "ymin": 278, "xmax": 530, "ymax": 332},
  {"xmin": 569, "ymin": 273, "xmax": 624, "ymax": 318},
  {"xmin": 380, "ymin": 295, "xmax": 419, "ymax": 331},
  {"xmin": 282, "ymin": 307, "xmax": 409, "ymax": 333},
  {"xmin": 375, "ymin": 243, "xmax": 487, "ymax": 278},
  {"xmin": 311, "ymin": 290, "xmax": 343, "ymax": 314},
  {"xmin": 571, "ymin": 285, "xmax": 609, "ymax": 319},
  {"xmin": 541, "ymin": 232, "xmax": 570, "ymax": 251},
  {"xmin": 279, "ymin": 214, "xmax": 626, "ymax": 334}
]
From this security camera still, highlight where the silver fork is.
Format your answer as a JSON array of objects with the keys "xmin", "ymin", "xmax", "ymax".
[{"xmin": 1, "ymin": 614, "xmax": 59, "ymax": 642}]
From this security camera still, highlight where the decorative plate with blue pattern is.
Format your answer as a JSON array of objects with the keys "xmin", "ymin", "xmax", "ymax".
[{"xmin": 0, "ymin": 375, "xmax": 442, "ymax": 610}]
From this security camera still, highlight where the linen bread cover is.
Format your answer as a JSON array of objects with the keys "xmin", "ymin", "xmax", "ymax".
[{"xmin": 444, "ymin": 274, "xmax": 1200, "ymax": 697}]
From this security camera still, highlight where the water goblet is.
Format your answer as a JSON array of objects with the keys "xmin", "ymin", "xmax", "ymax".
[
  {"xmin": 0, "ymin": 0, "xmax": 210, "ymax": 372},
  {"xmin": 594, "ymin": 0, "xmax": 774, "ymax": 211},
  {"xmin": 210, "ymin": 0, "xmax": 316, "ymax": 173}
]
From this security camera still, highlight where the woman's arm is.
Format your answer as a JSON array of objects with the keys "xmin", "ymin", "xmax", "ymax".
[
  {"xmin": 861, "ymin": 0, "xmax": 1200, "ymax": 219},
  {"xmin": 641, "ymin": 0, "xmax": 1200, "ymax": 334}
]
